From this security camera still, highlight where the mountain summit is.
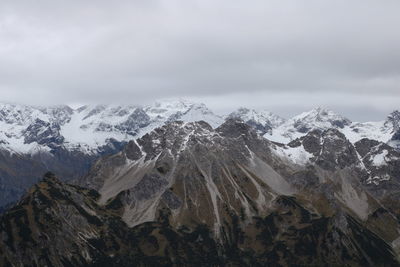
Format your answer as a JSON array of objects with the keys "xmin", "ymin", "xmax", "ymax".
[
  {"xmin": 227, "ymin": 107, "xmax": 285, "ymax": 135},
  {"xmin": 266, "ymin": 107, "xmax": 352, "ymax": 143}
]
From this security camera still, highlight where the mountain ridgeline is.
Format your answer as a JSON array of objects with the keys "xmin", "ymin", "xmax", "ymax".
[
  {"xmin": 0, "ymin": 100, "xmax": 399, "ymax": 209},
  {"xmin": 1, "ymin": 117, "xmax": 400, "ymax": 266}
]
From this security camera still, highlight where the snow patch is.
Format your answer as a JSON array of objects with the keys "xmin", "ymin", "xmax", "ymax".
[
  {"xmin": 272, "ymin": 144, "xmax": 313, "ymax": 165},
  {"xmin": 371, "ymin": 150, "xmax": 389, "ymax": 166}
]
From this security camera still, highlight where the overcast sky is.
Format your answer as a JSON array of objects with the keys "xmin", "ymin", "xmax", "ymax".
[{"xmin": 0, "ymin": 0, "xmax": 399, "ymax": 121}]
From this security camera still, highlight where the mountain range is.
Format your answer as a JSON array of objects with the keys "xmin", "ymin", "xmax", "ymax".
[
  {"xmin": 0, "ymin": 99, "xmax": 400, "ymax": 265},
  {"xmin": 1, "ymin": 116, "xmax": 400, "ymax": 265},
  {"xmin": 0, "ymin": 99, "xmax": 399, "ymax": 209}
]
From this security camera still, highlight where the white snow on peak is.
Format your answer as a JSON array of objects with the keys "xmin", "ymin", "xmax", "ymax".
[
  {"xmin": 265, "ymin": 107, "xmax": 351, "ymax": 143},
  {"xmin": 341, "ymin": 121, "xmax": 393, "ymax": 143},
  {"xmin": 145, "ymin": 99, "xmax": 195, "ymax": 120},
  {"xmin": 60, "ymin": 104, "xmax": 139, "ymax": 152},
  {"xmin": 0, "ymin": 99, "xmax": 224, "ymax": 154},
  {"xmin": 0, "ymin": 103, "xmax": 72, "ymax": 153},
  {"xmin": 293, "ymin": 107, "xmax": 348, "ymax": 121},
  {"xmin": 144, "ymin": 99, "xmax": 223, "ymax": 127},
  {"xmin": 290, "ymin": 107, "xmax": 351, "ymax": 130},
  {"xmin": 264, "ymin": 107, "xmax": 399, "ymax": 148},
  {"xmin": 0, "ymin": 100, "xmax": 398, "ymax": 154},
  {"xmin": 228, "ymin": 107, "xmax": 285, "ymax": 128}
]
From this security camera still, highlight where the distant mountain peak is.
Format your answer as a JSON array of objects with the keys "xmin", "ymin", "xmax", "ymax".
[
  {"xmin": 293, "ymin": 107, "xmax": 351, "ymax": 124},
  {"xmin": 0, "ymin": 100, "xmax": 223, "ymax": 154},
  {"xmin": 227, "ymin": 107, "xmax": 285, "ymax": 135},
  {"xmin": 290, "ymin": 107, "xmax": 351, "ymax": 132}
]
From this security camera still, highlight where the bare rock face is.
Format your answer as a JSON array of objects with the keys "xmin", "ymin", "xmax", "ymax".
[
  {"xmin": 115, "ymin": 108, "xmax": 151, "ymax": 135},
  {"xmin": 23, "ymin": 118, "xmax": 64, "ymax": 148},
  {"xmin": 289, "ymin": 129, "xmax": 360, "ymax": 171}
]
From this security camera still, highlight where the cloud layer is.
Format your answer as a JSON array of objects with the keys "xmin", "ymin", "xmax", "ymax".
[{"xmin": 0, "ymin": 0, "xmax": 399, "ymax": 120}]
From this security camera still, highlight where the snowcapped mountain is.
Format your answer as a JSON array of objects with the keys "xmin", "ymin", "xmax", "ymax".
[
  {"xmin": 266, "ymin": 107, "xmax": 352, "ymax": 143},
  {"xmin": 0, "ymin": 99, "xmax": 225, "ymax": 207},
  {"xmin": 227, "ymin": 107, "xmax": 285, "ymax": 135},
  {"xmin": 0, "ymin": 103, "xmax": 73, "ymax": 153},
  {"xmin": 0, "ymin": 99, "xmax": 224, "ymax": 155},
  {"xmin": 0, "ymin": 101, "xmax": 398, "ymax": 155},
  {"xmin": 266, "ymin": 107, "xmax": 400, "ymax": 150}
]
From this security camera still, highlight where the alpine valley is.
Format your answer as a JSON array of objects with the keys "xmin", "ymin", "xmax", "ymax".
[{"xmin": 1, "ymin": 99, "xmax": 400, "ymax": 266}]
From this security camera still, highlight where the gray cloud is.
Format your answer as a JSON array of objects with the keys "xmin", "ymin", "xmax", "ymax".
[{"xmin": 0, "ymin": 0, "xmax": 399, "ymax": 120}]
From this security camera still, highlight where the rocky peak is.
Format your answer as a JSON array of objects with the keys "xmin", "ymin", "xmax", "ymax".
[
  {"xmin": 266, "ymin": 107, "xmax": 354, "ymax": 144},
  {"xmin": 145, "ymin": 99, "xmax": 196, "ymax": 118},
  {"xmin": 115, "ymin": 108, "xmax": 150, "ymax": 135},
  {"xmin": 0, "ymin": 103, "xmax": 74, "ymax": 126},
  {"xmin": 137, "ymin": 121, "xmax": 215, "ymax": 159},
  {"xmin": 289, "ymin": 128, "xmax": 359, "ymax": 170},
  {"xmin": 216, "ymin": 118, "xmax": 256, "ymax": 139},
  {"xmin": 186, "ymin": 102, "xmax": 214, "ymax": 115},
  {"xmin": 82, "ymin": 104, "xmax": 108, "ymax": 120},
  {"xmin": 166, "ymin": 102, "xmax": 209, "ymax": 121},
  {"xmin": 227, "ymin": 107, "xmax": 285, "ymax": 135},
  {"xmin": 146, "ymin": 100, "xmax": 223, "ymax": 129},
  {"xmin": 0, "ymin": 103, "xmax": 36, "ymax": 125},
  {"xmin": 38, "ymin": 105, "xmax": 73, "ymax": 125},
  {"xmin": 23, "ymin": 118, "xmax": 64, "ymax": 148},
  {"xmin": 292, "ymin": 107, "xmax": 352, "ymax": 133}
]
